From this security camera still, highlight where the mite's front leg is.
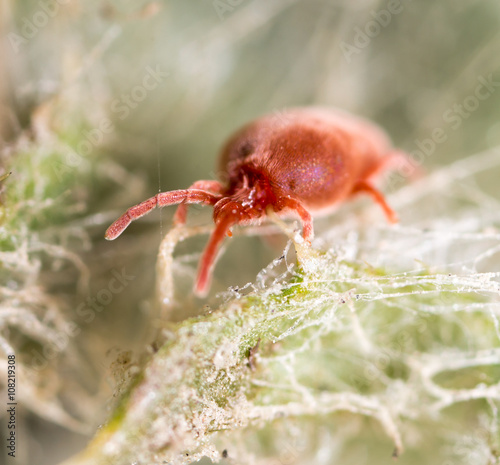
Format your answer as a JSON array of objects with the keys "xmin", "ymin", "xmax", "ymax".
[
  {"xmin": 105, "ymin": 189, "xmax": 221, "ymax": 240},
  {"xmin": 173, "ymin": 180, "xmax": 226, "ymax": 225}
]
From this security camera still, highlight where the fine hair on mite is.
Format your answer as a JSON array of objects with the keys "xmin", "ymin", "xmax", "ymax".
[{"xmin": 105, "ymin": 107, "xmax": 405, "ymax": 297}]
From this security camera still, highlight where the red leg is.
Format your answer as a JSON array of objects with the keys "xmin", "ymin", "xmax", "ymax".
[
  {"xmin": 274, "ymin": 197, "xmax": 314, "ymax": 244},
  {"xmin": 173, "ymin": 180, "xmax": 225, "ymax": 225},
  {"xmin": 352, "ymin": 181, "xmax": 398, "ymax": 223},
  {"xmin": 105, "ymin": 189, "xmax": 222, "ymax": 240},
  {"xmin": 195, "ymin": 210, "xmax": 235, "ymax": 297}
]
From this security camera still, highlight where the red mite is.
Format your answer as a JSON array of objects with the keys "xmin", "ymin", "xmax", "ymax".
[{"xmin": 105, "ymin": 107, "xmax": 402, "ymax": 297}]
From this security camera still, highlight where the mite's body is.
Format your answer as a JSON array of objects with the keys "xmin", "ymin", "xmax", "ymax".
[{"xmin": 106, "ymin": 107, "xmax": 402, "ymax": 296}]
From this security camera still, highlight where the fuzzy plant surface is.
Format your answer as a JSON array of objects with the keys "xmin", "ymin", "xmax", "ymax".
[
  {"xmin": 0, "ymin": 126, "xmax": 98, "ymax": 431},
  {"xmin": 60, "ymin": 148, "xmax": 500, "ymax": 465}
]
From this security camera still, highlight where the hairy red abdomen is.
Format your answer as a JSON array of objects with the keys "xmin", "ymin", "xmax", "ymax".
[{"xmin": 219, "ymin": 107, "xmax": 392, "ymax": 213}]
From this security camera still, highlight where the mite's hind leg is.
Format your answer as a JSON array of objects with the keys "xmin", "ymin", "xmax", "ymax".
[
  {"xmin": 352, "ymin": 180, "xmax": 398, "ymax": 224},
  {"xmin": 173, "ymin": 180, "xmax": 225, "ymax": 225}
]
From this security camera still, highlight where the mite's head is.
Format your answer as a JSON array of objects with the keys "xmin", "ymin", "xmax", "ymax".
[
  {"xmin": 215, "ymin": 167, "xmax": 277, "ymax": 226},
  {"xmin": 213, "ymin": 189, "xmax": 267, "ymax": 227}
]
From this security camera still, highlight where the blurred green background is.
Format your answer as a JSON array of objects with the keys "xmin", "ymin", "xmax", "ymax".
[{"xmin": 1, "ymin": 1, "xmax": 499, "ymax": 464}]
